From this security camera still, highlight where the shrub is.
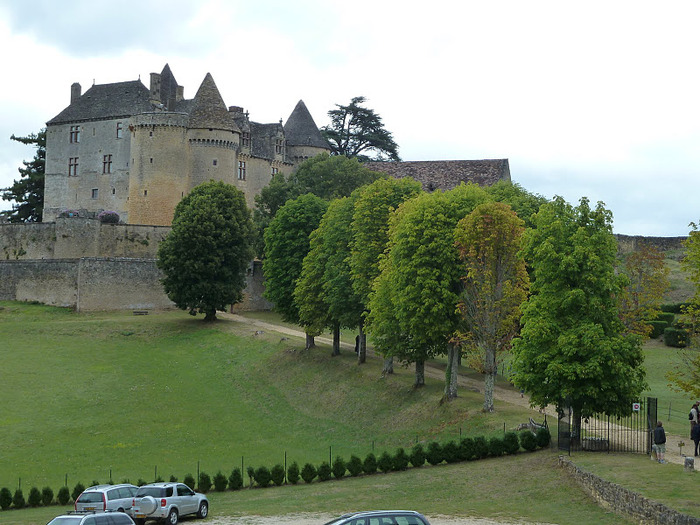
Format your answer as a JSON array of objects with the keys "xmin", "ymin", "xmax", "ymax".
[
  {"xmin": 332, "ymin": 456, "xmax": 346, "ymax": 479},
  {"xmin": 409, "ymin": 444, "xmax": 425, "ymax": 467},
  {"xmin": 648, "ymin": 320, "xmax": 668, "ymax": 339},
  {"xmin": 655, "ymin": 312, "xmax": 675, "ymax": 324},
  {"xmin": 504, "ymin": 432, "xmax": 520, "ymax": 455},
  {"xmin": 287, "ymin": 462, "xmax": 300, "ymax": 485},
  {"xmin": 253, "ymin": 466, "xmax": 271, "ymax": 488},
  {"xmin": 183, "ymin": 474, "xmax": 196, "ymax": 491},
  {"xmin": 198, "ymin": 472, "xmax": 212, "ymax": 493},
  {"xmin": 28, "ymin": 487, "xmax": 41, "ymax": 507},
  {"xmin": 442, "ymin": 441, "xmax": 460, "ymax": 463},
  {"xmin": 519, "ymin": 430, "xmax": 538, "ymax": 452},
  {"xmin": 213, "ymin": 471, "xmax": 228, "ymax": 492},
  {"xmin": 57, "ymin": 487, "xmax": 70, "ymax": 506},
  {"xmin": 90, "ymin": 480, "xmax": 101, "ymax": 487},
  {"xmin": 97, "ymin": 210, "xmax": 120, "ymax": 224},
  {"xmin": 41, "ymin": 486, "xmax": 54, "ymax": 506},
  {"xmin": 426, "ymin": 441, "xmax": 443, "ymax": 465},
  {"xmin": 393, "ymin": 448, "xmax": 409, "ymax": 471},
  {"xmin": 317, "ymin": 462, "xmax": 332, "ymax": 482},
  {"xmin": 228, "ymin": 468, "xmax": 244, "ymax": 491},
  {"xmin": 662, "ymin": 303, "xmax": 687, "ymax": 314},
  {"xmin": 459, "ymin": 437, "xmax": 475, "ymax": 461},
  {"xmin": 246, "ymin": 466, "xmax": 255, "ymax": 487},
  {"xmin": 536, "ymin": 426, "xmax": 551, "ymax": 448},
  {"xmin": 363, "ymin": 453, "xmax": 378, "ymax": 475},
  {"xmin": 0, "ymin": 488, "xmax": 11, "ymax": 510},
  {"xmin": 377, "ymin": 451, "xmax": 393, "ymax": 473},
  {"xmin": 347, "ymin": 455, "xmax": 364, "ymax": 477},
  {"xmin": 169, "ymin": 475, "xmax": 178, "ymax": 482},
  {"xmin": 71, "ymin": 483, "xmax": 85, "ymax": 503},
  {"xmin": 136, "ymin": 479, "xmax": 147, "ymax": 487},
  {"xmin": 153, "ymin": 476, "xmax": 164, "ymax": 483},
  {"xmin": 301, "ymin": 463, "xmax": 317, "ymax": 484},
  {"xmin": 664, "ymin": 327, "xmax": 689, "ymax": 348},
  {"xmin": 12, "ymin": 489, "xmax": 25, "ymax": 509},
  {"xmin": 488, "ymin": 436, "xmax": 505, "ymax": 457},
  {"xmin": 473, "ymin": 436, "xmax": 489, "ymax": 459},
  {"xmin": 271, "ymin": 464, "xmax": 285, "ymax": 486}
]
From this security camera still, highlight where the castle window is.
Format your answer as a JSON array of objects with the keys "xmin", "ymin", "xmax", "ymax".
[
  {"xmin": 149, "ymin": 131, "xmax": 153, "ymax": 137},
  {"xmin": 103, "ymin": 154, "xmax": 112, "ymax": 174},
  {"xmin": 213, "ymin": 159, "xmax": 218, "ymax": 166},
  {"xmin": 144, "ymin": 190, "xmax": 148, "ymax": 196},
  {"xmin": 112, "ymin": 188, "xmax": 115, "ymax": 195},
  {"xmin": 271, "ymin": 167, "xmax": 279, "ymax": 176},
  {"xmin": 275, "ymin": 139, "xmax": 284, "ymax": 155},
  {"xmin": 68, "ymin": 157, "xmax": 79, "ymax": 176},
  {"xmin": 238, "ymin": 161, "xmax": 246, "ymax": 180},
  {"xmin": 116, "ymin": 122, "xmax": 123, "ymax": 138},
  {"xmin": 69, "ymin": 125, "xmax": 80, "ymax": 143},
  {"xmin": 91, "ymin": 188, "xmax": 98, "ymax": 199},
  {"xmin": 241, "ymin": 132, "xmax": 250, "ymax": 147}
]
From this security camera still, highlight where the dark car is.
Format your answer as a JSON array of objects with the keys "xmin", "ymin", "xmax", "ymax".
[{"xmin": 324, "ymin": 510, "xmax": 431, "ymax": 525}]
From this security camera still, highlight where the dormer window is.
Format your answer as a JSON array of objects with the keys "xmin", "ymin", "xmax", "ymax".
[
  {"xmin": 241, "ymin": 132, "xmax": 250, "ymax": 147},
  {"xmin": 275, "ymin": 139, "xmax": 284, "ymax": 155}
]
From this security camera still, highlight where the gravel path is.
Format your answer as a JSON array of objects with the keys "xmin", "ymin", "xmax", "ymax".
[{"xmin": 205, "ymin": 514, "xmax": 546, "ymax": 524}]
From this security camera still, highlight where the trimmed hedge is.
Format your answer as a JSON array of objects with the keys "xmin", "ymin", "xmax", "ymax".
[
  {"xmin": 648, "ymin": 320, "xmax": 668, "ymax": 339},
  {"xmin": 664, "ymin": 327, "xmax": 689, "ymax": 348}
]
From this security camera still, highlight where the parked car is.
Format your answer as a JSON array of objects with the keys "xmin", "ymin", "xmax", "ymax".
[
  {"xmin": 47, "ymin": 510, "xmax": 136, "ymax": 525},
  {"xmin": 324, "ymin": 510, "xmax": 432, "ymax": 525},
  {"xmin": 131, "ymin": 482, "xmax": 208, "ymax": 525},
  {"xmin": 75, "ymin": 484, "xmax": 139, "ymax": 513}
]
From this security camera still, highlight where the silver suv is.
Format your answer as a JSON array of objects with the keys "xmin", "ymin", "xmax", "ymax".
[
  {"xmin": 75, "ymin": 485, "xmax": 139, "ymax": 513},
  {"xmin": 324, "ymin": 511, "xmax": 432, "ymax": 525},
  {"xmin": 47, "ymin": 511, "xmax": 136, "ymax": 525},
  {"xmin": 131, "ymin": 483, "xmax": 208, "ymax": 525}
]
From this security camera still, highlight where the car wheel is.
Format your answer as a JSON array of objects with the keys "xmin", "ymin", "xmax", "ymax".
[
  {"xmin": 167, "ymin": 507, "xmax": 179, "ymax": 525},
  {"xmin": 197, "ymin": 501, "xmax": 209, "ymax": 519},
  {"xmin": 117, "ymin": 508, "xmax": 124, "ymax": 513},
  {"xmin": 134, "ymin": 520, "xmax": 145, "ymax": 525}
]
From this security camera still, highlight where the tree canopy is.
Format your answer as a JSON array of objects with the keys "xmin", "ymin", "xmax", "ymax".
[
  {"xmin": 1, "ymin": 130, "xmax": 46, "ymax": 222},
  {"xmin": 511, "ymin": 197, "xmax": 646, "ymax": 433},
  {"xmin": 156, "ymin": 181, "xmax": 254, "ymax": 321},
  {"xmin": 321, "ymin": 96, "xmax": 401, "ymax": 162}
]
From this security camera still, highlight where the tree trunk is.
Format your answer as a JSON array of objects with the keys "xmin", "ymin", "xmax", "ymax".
[
  {"xmin": 357, "ymin": 322, "xmax": 366, "ymax": 364},
  {"xmin": 204, "ymin": 309, "xmax": 217, "ymax": 322},
  {"xmin": 571, "ymin": 407, "xmax": 582, "ymax": 448},
  {"xmin": 414, "ymin": 359, "xmax": 425, "ymax": 388},
  {"xmin": 382, "ymin": 356, "xmax": 394, "ymax": 376},
  {"xmin": 305, "ymin": 333, "xmax": 315, "ymax": 350},
  {"xmin": 483, "ymin": 344, "xmax": 496, "ymax": 412},
  {"xmin": 332, "ymin": 323, "xmax": 340, "ymax": 356},
  {"xmin": 444, "ymin": 344, "xmax": 459, "ymax": 401}
]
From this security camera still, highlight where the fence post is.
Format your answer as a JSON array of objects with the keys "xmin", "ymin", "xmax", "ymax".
[{"xmin": 284, "ymin": 452, "xmax": 287, "ymax": 484}]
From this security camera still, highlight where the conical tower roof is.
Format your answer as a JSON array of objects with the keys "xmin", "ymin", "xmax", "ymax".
[
  {"xmin": 188, "ymin": 73, "xmax": 239, "ymax": 132},
  {"xmin": 284, "ymin": 100, "xmax": 329, "ymax": 148}
]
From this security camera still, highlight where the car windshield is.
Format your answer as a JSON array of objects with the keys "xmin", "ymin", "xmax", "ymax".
[
  {"xmin": 47, "ymin": 518, "xmax": 84, "ymax": 525},
  {"xmin": 77, "ymin": 492, "xmax": 103, "ymax": 503},
  {"xmin": 135, "ymin": 487, "xmax": 164, "ymax": 498}
]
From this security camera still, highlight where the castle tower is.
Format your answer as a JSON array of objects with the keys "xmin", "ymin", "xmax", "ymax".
[{"xmin": 284, "ymin": 100, "xmax": 330, "ymax": 165}]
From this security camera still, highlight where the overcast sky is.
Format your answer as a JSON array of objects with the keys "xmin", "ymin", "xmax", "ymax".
[{"xmin": 1, "ymin": 0, "xmax": 698, "ymax": 236}]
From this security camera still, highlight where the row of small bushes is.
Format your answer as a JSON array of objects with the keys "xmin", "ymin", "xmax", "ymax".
[
  {"xmin": 646, "ymin": 309, "xmax": 692, "ymax": 347},
  {"xmin": 0, "ymin": 428, "xmax": 550, "ymax": 511}
]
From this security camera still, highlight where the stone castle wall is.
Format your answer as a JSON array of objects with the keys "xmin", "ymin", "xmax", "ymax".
[{"xmin": 616, "ymin": 234, "xmax": 687, "ymax": 259}]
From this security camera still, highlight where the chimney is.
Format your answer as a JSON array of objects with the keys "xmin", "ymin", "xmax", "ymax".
[
  {"xmin": 71, "ymin": 82, "xmax": 81, "ymax": 104},
  {"xmin": 176, "ymin": 85, "xmax": 184, "ymax": 102},
  {"xmin": 150, "ymin": 73, "xmax": 161, "ymax": 102}
]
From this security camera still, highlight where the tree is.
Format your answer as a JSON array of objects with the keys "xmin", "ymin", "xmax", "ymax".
[
  {"xmin": 618, "ymin": 244, "xmax": 670, "ymax": 336},
  {"xmin": 454, "ymin": 202, "xmax": 529, "ymax": 412},
  {"xmin": 350, "ymin": 177, "xmax": 422, "ymax": 366},
  {"xmin": 321, "ymin": 96, "xmax": 401, "ymax": 161},
  {"xmin": 484, "ymin": 181, "xmax": 547, "ymax": 229},
  {"xmin": 1, "ymin": 130, "xmax": 46, "ymax": 222},
  {"xmin": 156, "ymin": 181, "xmax": 254, "ymax": 321},
  {"xmin": 511, "ymin": 197, "xmax": 647, "ymax": 441},
  {"xmin": 366, "ymin": 184, "xmax": 491, "ymax": 391},
  {"xmin": 263, "ymin": 194, "xmax": 328, "ymax": 347}
]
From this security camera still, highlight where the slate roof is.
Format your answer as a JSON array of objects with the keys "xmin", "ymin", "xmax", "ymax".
[
  {"xmin": 284, "ymin": 100, "xmax": 329, "ymax": 149},
  {"xmin": 187, "ymin": 73, "xmax": 239, "ymax": 132},
  {"xmin": 250, "ymin": 122, "xmax": 283, "ymax": 159},
  {"xmin": 159, "ymin": 63, "xmax": 180, "ymax": 110},
  {"xmin": 47, "ymin": 80, "xmax": 152, "ymax": 125},
  {"xmin": 363, "ymin": 159, "xmax": 511, "ymax": 191}
]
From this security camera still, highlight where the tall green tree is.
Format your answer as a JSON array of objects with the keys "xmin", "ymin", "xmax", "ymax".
[
  {"xmin": 350, "ymin": 177, "xmax": 422, "ymax": 365},
  {"xmin": 1, "ymin": 130, "xmax": 46, "ymax": 222},
  {"xmin": 484, "ymin": 181, "xmax": 547, "ymax": 229},
  {"xmin": 511, "ymin": 197, "xmax": 647, "ymax": 440},
  {"xmin": 263, "ymin": 194, "xmax": 328, "ymax": 347},
  {"xmin": 156, "ymin": 181, "xmax": 254, "ymax": 322},
  {"xmin": 321, "ymin": 96, "xmax": 401, "ymax": 161},
  {"xmin": 454, "ymin": 202, "xmax": 529, "ymax": 411},
  {"xmin": 366, "ymin": 184, "xmax": 491, "ymax": 390}
]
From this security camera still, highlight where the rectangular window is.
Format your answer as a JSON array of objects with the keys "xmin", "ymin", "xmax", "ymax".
[
  {"xmin": 213, "ymin": 159, "xmax": 218, "ymax": 166},
  {"xmin": 103, "ymin": 154, "xmax": 112, "ymax": 174},
  {"xmin": 68, "ymin": 157, "xmax": 79, "ymax": 176},
  {"xmin": 238, "ymin": 161, "xmax": 246, "ymax": 180},
  {"xmin": 271, "ymin": 167, "xmax": 279, "ymax": 176},
  {"xmin": 275, "ymin": 139, "xmax": 284, "ymax": 155},
  {"xmin": 91, "ymin": 188, "xmax": 98, "ymax": 199},
  {"xmin": 70, "ymin": 125, "xmax": 80, "ymax": 143},
  {"xmin": 241, "ymin": 132, "xmax": 250, "ymax": 147},
  {"xmin": 116, "ymin": 122, "xmax": 123, "ymax": 138}
]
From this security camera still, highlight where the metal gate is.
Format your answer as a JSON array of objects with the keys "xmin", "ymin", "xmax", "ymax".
[{"xmin": 558, "ymin": 397, "xmax": 657, "ymax": 454}]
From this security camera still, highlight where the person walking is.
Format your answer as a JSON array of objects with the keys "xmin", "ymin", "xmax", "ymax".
[
  {"xmin": 693, "ymin": 422, "xmax": 700, "ymax": 457},
  {"xmin": 691, "ymin": 402, "xmax": 699, "ymax": 432},
  {"xmin": 653, "ymin": 420, "xmax": 667, "ymax": 463}
]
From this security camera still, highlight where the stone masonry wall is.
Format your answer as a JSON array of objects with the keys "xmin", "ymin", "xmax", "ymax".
[{"xmin": 558, "ymin": 456, "xmax": 700, "ymax": 524}]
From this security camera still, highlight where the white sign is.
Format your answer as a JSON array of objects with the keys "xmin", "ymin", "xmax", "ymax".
[{"xmin": 632, "ymin": 402, "xmax": 641, "ymax": 412}]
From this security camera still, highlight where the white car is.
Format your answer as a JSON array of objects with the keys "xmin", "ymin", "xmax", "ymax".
[
  {"xmin": 47, "ymin": 511, "xmax": 136, "ymax": 525},
  {"xmin": 75, "ymin": 484, "xmax": 139, "ymax": 514},
  {"xmin": 324, "ymin": 511, "xmax": 431, "ymax": 525},
  {"xmin": 131, "ymin": 483, "xmax": 208, "ymax": 525}
]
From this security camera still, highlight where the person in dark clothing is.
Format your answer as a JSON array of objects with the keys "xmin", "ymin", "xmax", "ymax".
[
  {"xmin": 653, "ymin": 420, "xmax": 667, "ymax": 463},
  {"xmin": 692, "ymin": 422, "xmax": 700, "ymax": 457}
]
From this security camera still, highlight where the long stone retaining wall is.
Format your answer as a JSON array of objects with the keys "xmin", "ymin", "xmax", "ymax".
[{"xmin": 558, "ymin": 456, "xmax": 700, "ymax": 524}]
